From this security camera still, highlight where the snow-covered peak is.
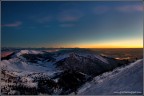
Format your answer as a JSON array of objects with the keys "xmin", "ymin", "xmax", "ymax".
[
  {"xmin": 16, "ymin": 50, "xmax": 44, "ymax": 57},
  {"xmin": 68, "ymin": 52, "xmax": 109, "ymax": 64},
  {"xmin": 94, "ymin": 55, "xmax": 109, "ymax": 64},
  {"xmin": 55, "ymin": 54, "xmax": 69, "ymax": 61}
]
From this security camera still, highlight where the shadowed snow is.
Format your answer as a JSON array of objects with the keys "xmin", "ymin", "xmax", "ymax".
[{"xmin": 78, "ymin": 59, "xmax": 143, "ymax": 95}]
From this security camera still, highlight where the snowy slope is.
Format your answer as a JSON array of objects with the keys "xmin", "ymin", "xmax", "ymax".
[
  {"xmin": 1, "ymin": 50, "xmax": 57, "ymax": 71},
  {"xmin": 16, "ymin": 50, "xmax": 44, "ymax": 57},
  {"xmin": 1, "ymin": 49, "xmax": 140, "ymax": 95},
  {"xmin": 55, "ymin": 52, "xmax": 108, "ymax": 64},
  {"xmin": 78, "ymin": 59, "xmax": 143, "ymax": 95},
  {"xmin": 1, "ymin": 58, "xmax": 56, "ymax": 73}
]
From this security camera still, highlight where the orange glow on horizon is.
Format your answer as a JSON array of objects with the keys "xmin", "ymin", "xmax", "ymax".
[
  {"xmin": 46, "ymin": 39, "xmax": 143, "ymax": 48},
  {"xmin": 48, "ymin": 45, "xmax": 143, "ymax": 48},
  {"xmin": 78, "ymin": 45, "xmax": 143, "ymax": 48}
]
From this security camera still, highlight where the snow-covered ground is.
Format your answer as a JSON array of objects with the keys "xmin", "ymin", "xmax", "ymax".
[
  {"xmin": 78, "ymin": 59, "xmax": 143, "ymax": 95},
  {"xmin": 16, "ymin": 50, "xmax": 44, "ymax": 57},
  {"xmin": 1, "ymin": 57, "xmax": 56, "ymax": 74},
  {"xmin": 1, "ymin": 49, "xmax": 143, "ymax": 95}
]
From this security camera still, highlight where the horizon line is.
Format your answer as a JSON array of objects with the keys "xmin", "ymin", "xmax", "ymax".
[{"xmin": 1, "ymin": 47, "xmax": 143, "ymax": 49}]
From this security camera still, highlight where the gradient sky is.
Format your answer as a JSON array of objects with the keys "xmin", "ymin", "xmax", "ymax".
[{"xmin": 1, "ymin": 1, "xmax": 143, "ymax": 48}]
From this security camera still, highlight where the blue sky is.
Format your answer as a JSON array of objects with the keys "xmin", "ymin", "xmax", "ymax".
[{"xmin": 1, "ymin": 1, "xmax": 143, "ymax": 48}]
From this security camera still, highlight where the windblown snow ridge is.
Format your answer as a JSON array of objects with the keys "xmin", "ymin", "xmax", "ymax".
[{"xmin": 78, "ymin": 59, "xmax": 143, "ymax": 95}]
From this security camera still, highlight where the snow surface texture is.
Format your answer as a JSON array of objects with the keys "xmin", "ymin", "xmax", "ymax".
[
  {"xmin": 78, "ymin": 59, "xmax": 143, "ymax": 95},
  {"xmin": 16, "ymin": 50, "xmax": 44, "ymax": 57},
  {"xmin": 1, "ymin": 49, "xmax": 143, "ymax": 95},
  {"xmin": 1, "ymin": 58, "xmax": 56, "ymax": 73},
  {"xmin": 1, "ymin": 50, "xmax": 57, "ymax": 90}
]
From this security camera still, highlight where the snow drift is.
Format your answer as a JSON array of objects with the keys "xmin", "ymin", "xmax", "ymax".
[{"xmin": 78, "ymin": 59, "xmax": 143, "ymax": 95}]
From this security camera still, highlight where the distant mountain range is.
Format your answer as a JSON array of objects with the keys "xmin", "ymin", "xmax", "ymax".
[{"xmin": 1, "ymin": 49, "xmax": 143, "ymax": 95}]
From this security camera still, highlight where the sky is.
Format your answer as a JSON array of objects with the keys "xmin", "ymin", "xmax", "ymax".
[{"xmin": 1, "ymin": 1, "xmax": 143, "ymax": 48}]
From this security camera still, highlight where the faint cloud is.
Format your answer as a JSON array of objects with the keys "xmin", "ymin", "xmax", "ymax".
[
  {"xmin": 1, "ymin": 21, "xmax": 22, "ymax": 27},
  {"xmin": 29, "ymin": 15, "xmax": 52, "ymax": 24},
  {"xmin": 93, "ymin": 4, "xmax": 143, "ymax": 14},
  {"xmin": 116, "ymin": 5, "xmax": 143, "ymax": 12},
  {"xmin": 59, "ymin": 23, "xmax": 75, "ymax": 27},
  {"xmin": 37, "ymin": 16, "xmax": 52, "ymax": 23},
  {"xmin": 58, "ymin": 9, "xmax": 83, "ymax": 22},
  {"xmin": 93, "ymin": 6, "xmax": 110, "ymax": 14},
  {"xmin": 60, "ymin": 15, "xmax": 80, "ymax": 22}
]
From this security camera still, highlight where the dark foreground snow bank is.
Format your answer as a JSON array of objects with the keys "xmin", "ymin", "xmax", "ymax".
[{"xmin": 78, "ymin": 59, "xmax": 143, "ymax": 95}]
